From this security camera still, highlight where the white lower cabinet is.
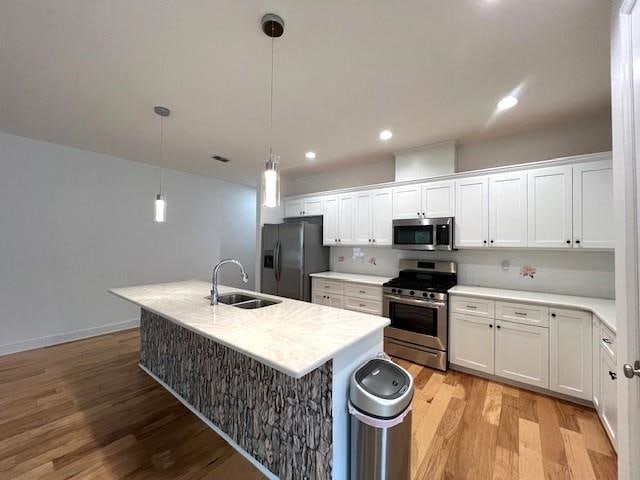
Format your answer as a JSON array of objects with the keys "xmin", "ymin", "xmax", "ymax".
[
  {"xmin": 599, "ymin": 348, "xmax": 618, "ymax": 447},
  {"xmin": 451, "ymin": 294, "xmax": 603, "ymax": 406},
  {"xmin": 495, "ymin": 320, "xmax": 549, "ymax": 389},
  {"xmin": 549, "ymin": 308, "xmax": 592, "ymax": 400},
  {"xmin": 450, "ymin": 313, "xmax": 495, "ymax": 374},
  {"xmin": 312, "ymin": 292, "xmax": 343, "ymax": 308},
  {"xmin": 312, "ymin": 277, "xmax": 382, "ymax": 315}
]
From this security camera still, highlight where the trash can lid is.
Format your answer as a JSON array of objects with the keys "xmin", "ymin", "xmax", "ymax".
[{"xmin": 350, "ymin": 358, "xmax": 414, "ymax": 419}]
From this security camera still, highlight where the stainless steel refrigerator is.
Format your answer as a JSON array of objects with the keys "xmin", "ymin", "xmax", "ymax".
[{"xmin": 261, "ymin": 222, "xmax": 330, "ymax": 301}]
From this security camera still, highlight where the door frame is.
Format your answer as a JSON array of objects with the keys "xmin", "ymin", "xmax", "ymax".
[{"xmin": 612, "ymin": 1, "xmax": 640, "ymax": 477}]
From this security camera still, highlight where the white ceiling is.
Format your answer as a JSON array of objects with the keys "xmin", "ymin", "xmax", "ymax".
[{"xmin": 0, "ymin": 1, "xmax": 611, "ymax": 187}]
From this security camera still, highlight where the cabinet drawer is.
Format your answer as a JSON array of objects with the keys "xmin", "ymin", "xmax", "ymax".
[
  {"xmin": 344, "ymin": 296, "xmax": 383, "ymax": 315},
  {"xmin": 496, "ymin": 301, "xmax": 549, "ymax": 327},
  {"xmin": 312, "ymin": 278, "xmax": 344, "ymax": 295},
  {"xmin": 451, "ymin": 296, "xmax": 495, "ymax": 318},
  {"xmin": 343, "ymin": 283, "xmax": 383, "ymax": 301},
  {"xmin": 600, "ymin": 322, "xmax": 616, "ymax": 359}
]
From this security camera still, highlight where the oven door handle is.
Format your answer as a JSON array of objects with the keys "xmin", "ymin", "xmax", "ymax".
[{"xmin": 384, "ymin": 294, "xmax": 446, "ymax": 308}]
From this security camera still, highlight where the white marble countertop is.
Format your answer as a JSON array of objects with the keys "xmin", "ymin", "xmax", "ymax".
[
  {"xmin": 110, "ymin": 280, "xmax": 389, "ymax": 378},
  {"xmin": 449, "ymin": 285, "xmax": 616, "ymax": 332},
  {"xmin": 309, "ymin": 271, "xmax": 393, "ymax": 286}
]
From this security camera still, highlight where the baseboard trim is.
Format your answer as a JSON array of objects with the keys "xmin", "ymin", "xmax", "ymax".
[
  {"xmin": 450, "ymin": 364, "xmax": 594, "ymax": 408},
  {"xmin": 0, "ymin": 318, "xmax": 140, "ymax": 356}
]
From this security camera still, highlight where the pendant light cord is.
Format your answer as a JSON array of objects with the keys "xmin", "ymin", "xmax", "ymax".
[
  {"xmin": 269, "ymin": 22, "xmax": 275, "ymax": 159},
  {"xmin": 159, "ymin": 116, "xmax": 164, "ymax": 194}
]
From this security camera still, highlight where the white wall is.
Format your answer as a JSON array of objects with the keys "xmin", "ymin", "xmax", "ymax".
[
  {"xmin": 283, "ymin": 112, "xmax": 612, "ymax": 196},
  {"xmin": 330, "ymin": 246, "xmax": 615, "ymax": 299},
  {"xmin": 457, "ymin": 112, "xmax": 612, "ymax": 172},
  {"xmin": 284, "ymin": 157, "xmax": 396, "ymax": 196},
  {"xmin": 0, "ymin": 132, "xmax": 257, "ymax": 354}
]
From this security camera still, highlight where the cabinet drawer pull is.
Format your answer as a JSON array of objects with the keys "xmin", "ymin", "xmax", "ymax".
[
  {"xmin": 359, "ymin": 303, "xmax": 366, "ymax": 307},
  {"xmin": 602, "ymin": 338, "xmax": 613, "ymax": 345},
  {"xmin": 466, "ymin": 305, "xmax": 477, "ymax": 309},
  {"xmin": 324, "ymin": 286, "xmax": 330, "ymax": 289},
  {"xmin": 609, "ymin": 370, "xmax": 617, "ymax": 380},
  {"xmin": 514, "ymin": 312, "xmax": 528, "ymax": 316},
  {"xmin": 359, "ymin": 290, "xmax": 366, "ymax": 294}
]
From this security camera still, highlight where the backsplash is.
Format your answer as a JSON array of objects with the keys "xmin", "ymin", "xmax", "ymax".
[{"xmin": 330, "ymin": 247, "xmax": 615, "ymax": 299}]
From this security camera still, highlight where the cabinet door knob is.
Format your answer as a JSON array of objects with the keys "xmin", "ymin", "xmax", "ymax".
[
  {"xmin": 575, "ymin": 239, "xmax": 581, "ymax": 244},
  {"xmin": 422, "ymin": 212, "xmax": 425, "ymax": 216},
  {"xmin": 551, "ymin": 313, "xmax": 556, "ymax": 317},
  {"xmin": 417, "ymin": 212, "xmax": 421, "ymax": 216},
  {"xmin": 372, "ymin": 239, "xmax": 376, "ymax": 243},
  {"xmin": 496, "ymin": 325, "xmax": 501, "ymax": 329},
  {"xmin": 489, "ymin": 324, "xmax": 493, "ymax": 328},
  {"xmin": 566, "ymin": 240, "xmax": 571, "ymax": 244},
  {"xmin": 490, "ymin": 240, "xmax": 494, "ymax": 244},
  {"xmin": 483, "ymin": 240, "xmax": 487, "ymax": 244}
]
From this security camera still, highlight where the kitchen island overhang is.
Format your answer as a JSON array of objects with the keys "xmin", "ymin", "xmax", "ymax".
[{"xmin": 109, "ymin": 281, "xmax": 389, "ymax": 480}]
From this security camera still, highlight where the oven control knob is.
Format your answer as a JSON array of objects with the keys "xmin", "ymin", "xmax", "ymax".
[
  {"xmin": 429, "ymin": 293, "xmax": 435, "ymax": 299},
  {"xmin": 391, "ymin": 288, "xmax": 396, "ymax": 293},
  {"xmin": 409, "ymin": 291, "xmax": 415, "ymax": 296},
  {"xmin": 397, "ymin": 289, "xmax": 403, "ymax": 294},
  {"xmin": 422, "ymin": 292, "xmax": 428, "ymax": 297}
]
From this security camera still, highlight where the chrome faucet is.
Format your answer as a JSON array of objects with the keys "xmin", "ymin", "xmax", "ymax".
[{"xmin": 211, "ymin": 259, "xmax": 249, "ymax": 305}]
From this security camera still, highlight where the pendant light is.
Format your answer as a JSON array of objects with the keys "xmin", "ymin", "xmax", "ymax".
[
  {"xmin": 153, "ymin": 106, "xmax": 170, "ymax": 223},
  {"xmin": 261, "ymin": 14, "xmax": 284, "ymax": 208}
]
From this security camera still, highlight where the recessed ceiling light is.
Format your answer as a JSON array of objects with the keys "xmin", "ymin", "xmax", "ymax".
[
  {"xmin": 379, "ymin": 130, "xmax": 393, "ymax": 140},
  {"xmin": 496, "ymin": 95, "xmax": 518, "ymax": 111},
  {"xmin": 305, "ymin": 151, "xmax": 316, "ymax": 160}
]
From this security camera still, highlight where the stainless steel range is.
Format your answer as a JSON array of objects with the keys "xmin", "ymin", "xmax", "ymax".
[{"xmin": 383, "ymin": 260, "xmax": 457, "ymax": 371}]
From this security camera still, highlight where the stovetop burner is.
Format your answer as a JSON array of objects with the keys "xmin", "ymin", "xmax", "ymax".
[{"xmin": 383, "ymin": 259, "xmax": 458, "ymax": 295}]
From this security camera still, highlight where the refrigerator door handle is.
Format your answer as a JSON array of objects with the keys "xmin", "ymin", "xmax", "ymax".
[{"xmin": 274, "ymin": 240, "xmax": 281, "ymax": 281}]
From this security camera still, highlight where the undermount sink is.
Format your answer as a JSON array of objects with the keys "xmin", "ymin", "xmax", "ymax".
[
  {"xmin": 205, "ymin": 292, "xmax": 281, "ymax": 309},
  {"xmin": 233, "ymin": 298, "xmax": 280, "ymax": 309}
]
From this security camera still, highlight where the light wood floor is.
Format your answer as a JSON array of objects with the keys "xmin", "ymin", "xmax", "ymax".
[{"xmin": 0, "ymin": 329, "xmax": 616, "ymax": 479}]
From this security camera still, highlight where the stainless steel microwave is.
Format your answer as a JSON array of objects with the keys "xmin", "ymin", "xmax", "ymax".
[{"xmin": 392, "ymin": 217, "xmax": 454, "ymax": 251}]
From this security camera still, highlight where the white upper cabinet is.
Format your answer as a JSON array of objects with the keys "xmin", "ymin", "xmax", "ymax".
[
  {"xmin": 284, "ymin": 199, "xmax": 303, "ymax": 218},
  {"xmin": 422, "ymin": 181, "xmax": 455, "ymax": 218},
  {"xmin": 392, "ymin": 185, "xmax": 422, "ymax": 219},
  {"xmin": 337, "ymin": 194, "xmax": 356, "ymax": 244},
  {"xmin": 322, "ymin": 195, "xmax": 339, "ymax": 245},
  {"xmin": 549, "ymin": 308, "xmax": 592, "ymax": 400},
  {"xmin": 489, "ymin": 172, "xmax": 528, "ymax": 247},
  {"xmin": 455, "ymin": 176, "xmax": 489, "ymax": 247},
  {"xmin": 370, "ymin": 188, "xmax": 393, "ymax": 245},
  {"xmin": 527, "ymin": 166, "xmax": 573, "ymax": 248},
  {"xmin": 284, "ymin": 197, "xmax": 323, "ymax": 217},
  {"xmin": 354, "ymin": 191, "xmax": 372, "ymax": 245},
  {"xmin": 573, "ymin": 160, "xmax": 614, "ymax": 249},
  {"xmin": 303, "ymin": 197, "xmax": 324, "ymax": 216}
]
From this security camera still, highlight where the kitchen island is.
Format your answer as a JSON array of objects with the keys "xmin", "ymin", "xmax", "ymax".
[{"xmin": 109, "ymin": 280, "xmax": 389, "ymax": 480}]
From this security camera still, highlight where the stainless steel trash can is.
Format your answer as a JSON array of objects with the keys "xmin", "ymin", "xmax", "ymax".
[{"xmin": 349, "ymin": 357, "xmax": 414, "ymax": 480}]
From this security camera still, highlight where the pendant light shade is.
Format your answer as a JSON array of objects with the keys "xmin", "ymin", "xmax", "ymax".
[
  {"xmin": 261, "ymin": 14, "xmax": 284, "ymax": 208},
  {"xmin": 154, "ymin": 193, "xmax": 167, "ymax": 223},
  {"xmin": 153, "ymin": 106, "xmax": 170, "ymax": 223},
  {"xmin": 262, "ymin": 153, "xmax": 280, "ymax": 208}
]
